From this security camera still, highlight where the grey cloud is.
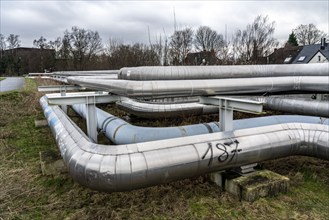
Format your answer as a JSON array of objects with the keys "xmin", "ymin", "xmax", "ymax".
[{"xmin": 0, "ymin": 1, "xmax": 328, "ymax": 47}]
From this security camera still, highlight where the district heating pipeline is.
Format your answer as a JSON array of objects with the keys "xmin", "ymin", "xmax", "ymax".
[
  {"xmin": 118, "ymin": 63, "xmax": 329, "ymax": 80},
  {"xmin": 72, "ymin": 103, "xmax": 329, "ymax": 145},
  {"xmin": 116, "ymin": 96, "xmax": 329, "ymax": 118},
  {"xmin": 40, "ymin": 96, "xmax": 329, "ymax": 192}
]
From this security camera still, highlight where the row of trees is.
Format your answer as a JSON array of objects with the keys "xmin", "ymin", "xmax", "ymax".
[
  {"xmin": 0, "ymin": 34, "xmax": 21, "ymax": 51},
  {"xmin": 1, "ymin": 15, "xmax": 328, "ymax": 74}
]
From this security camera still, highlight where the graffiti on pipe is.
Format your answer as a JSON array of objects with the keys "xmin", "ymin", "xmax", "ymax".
[{"xmin": 202, "ymin": 139, "xmax": 241, "ymax": 167}]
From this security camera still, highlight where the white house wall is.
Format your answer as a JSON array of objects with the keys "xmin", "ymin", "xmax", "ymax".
[{"xmin": 309, "ymin": 51, "xmax": 328, "ymax": 63}]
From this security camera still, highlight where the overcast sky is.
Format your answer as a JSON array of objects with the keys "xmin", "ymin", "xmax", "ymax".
[{"xmin": 1, "ymin": 0, "xmax": 328, "ymax": 47}]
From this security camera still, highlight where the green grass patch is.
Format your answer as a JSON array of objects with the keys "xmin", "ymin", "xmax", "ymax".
[
  {"xmin": 0, "ymin": 78, "xmax": 329, "ymax": 219},
  {"xmin": 0, "ymin": 77, "xmax": 5, "ymax": 81}
]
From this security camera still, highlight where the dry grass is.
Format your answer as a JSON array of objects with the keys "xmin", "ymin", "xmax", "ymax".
[{"xmin": 0, "ymin": 78, "xmax": 329, "ymax": 219}]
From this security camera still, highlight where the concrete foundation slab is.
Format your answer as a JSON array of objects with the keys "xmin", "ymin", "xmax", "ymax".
[{"xmin": 224, "ymin": 170, "xmax": 290, "ymax": 202}]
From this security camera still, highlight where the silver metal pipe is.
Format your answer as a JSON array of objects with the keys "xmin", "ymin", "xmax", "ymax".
[
  {"xmin": 41, "ymin": 96, "xmax": 329, "ymax": 192},
  {"xmin": 73, "ymin": 103, "xmax": 328, "ymax": 144},
  {"xmin": 119, "ymin": 63, "xmax": 329, "ymax": 80},
  {"xmin": 117, "ymin": 96, "xmax": 329, "ymax": 118},
  {"xmin": 116, "ymin": 99, "xmax": 218, "ymax": 118},
  {"xmin": 73, "ymin": 102, "xmax": 328, "ymax": 144},
  {"xmin": 232, "ymin": 115, "xmax": 328, "ymax": 129},
  {"xmin": 250, "ymin": 97, "xmax": 329, "ymax": 118},
  {"xmin": 72, "ymin": 104, "xmax": 220, "ymax": 144},
  {"xmin": 52, "ymin": 70, "xmax": 119, "ymax": 76},
  {"xmin": 67, "ymin": 76, "xmax": 329, "ymax": 98}
]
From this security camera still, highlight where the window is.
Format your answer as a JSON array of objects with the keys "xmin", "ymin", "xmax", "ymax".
[
  {"xmin": 318, "ymin": 56, "xmax": 321, "ymax": 62},
  {"xmin": 284, "ymin": 57, "xmax": 292, "ymax": 63},
  {"xmin": 298, "ymin": 56, "xmax": 306, "ymax": 61}
]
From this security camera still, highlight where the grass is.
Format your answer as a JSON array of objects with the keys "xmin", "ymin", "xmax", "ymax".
[
  {"xmin": 0, "ymin": 78, "xmax": 329, "ymax": 219},
  {"xmin": 0, "ymin": 77, "xmax": 5, "ymax": 81}
]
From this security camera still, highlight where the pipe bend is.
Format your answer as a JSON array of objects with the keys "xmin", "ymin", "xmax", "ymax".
[
  {"xmin": 72, "ymin": 104, "xmax": 221, "ymax": 144},
  {"xmin": 40, "ymin": 96, "xmax": 329, "ymax": 192}
]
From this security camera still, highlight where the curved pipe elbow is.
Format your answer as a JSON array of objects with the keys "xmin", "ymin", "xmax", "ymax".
[
  {"xmin": 40, "ymin": 96, "xmax": 329, "ymax": 192},
  {"xmin": 72, "ymin": 104, "xmax": 220, "ymax": 145}
]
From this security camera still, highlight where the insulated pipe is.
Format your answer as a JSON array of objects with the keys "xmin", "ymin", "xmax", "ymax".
[
  {"xmin": 117, "ymin": 99, "xmax": 218, "ymax": 118},
  {"xmin": 232, "ymin": 115, "xmax": 329, "ymax": 129},
  {"xmin": 52, "ymin": 70, "xmax": 119, "ymax": 76},
  {"xmin": 40, "ymin": 96, "xmax": 329, "ymax": 192},
  {"xmin": 72, "ymin": 104, "xmax": 220, "ymax": 144},
  {"xmin": 67, "ymin": 76, "xmax": 329, "ymax": 98},
  {"xmin": 72, "ymin": 103, "xmax": 328, "ymax": 144},
  {"xmin": 118, "ymin": 63, "xmax": 329, "ymax": 80},
  {"xmin": 117, "ymin": 96, "xmax": 329, "ymax": 118},
  {"xmin": 249, "ymin": 97, "xmax": 329, "ymax": 118}
]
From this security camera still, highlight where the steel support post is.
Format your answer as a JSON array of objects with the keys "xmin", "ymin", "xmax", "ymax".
[
  {"xmin": 219, "ymin": 99, "xmax": 233, "ymax": 131},
  {"xmin": 46, "ymin": 91, "xmax": 122, "ymax": 143},
  {"xmin": 200, "ymin": 96, "xmax": 263, "ymax": 132},
  {"xmin": 316, "ymin": 94, "xmax": 324, "ymax": 101},
  {"xmin": 201, "ymin": 96, "xmax": 264, "ymax": 187},
  {"xmin": 60, "ymin": 88, "xmax": 67, "ymax": 114},
  {"xmin": 61, "ymin": 105, "xmax": 68, "ymax": 114},
  {"xmin": 86, "ymin": 96, "xmax": 98, "ymax": 143}
]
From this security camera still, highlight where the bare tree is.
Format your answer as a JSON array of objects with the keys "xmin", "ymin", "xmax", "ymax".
[
  {"xmin": 106, "ymin": 38, "xmax": 123, "ymax": 56},
  {"xmin": 59, "ymin": 33, "xmax": 71, "ymax": 59},
  {"xmin": 0, "ymin": 34, "xmax": 6, "ymax": 51},
  {"xmin": 105, "ymin": 38, "xmax": 160, "ymax": 69},
  {"xmin": 55, "ymin": 33, "xmax": 72, "ymax": 70},
  {"xmin": 152, "ymin": 32, "xmax": 170, "ymax": 66},
  {"xmin": 69, "ymin": 27, "xmax": 89, "ymax": 69},
  {"xmin": 62, "ymin": 26, "xmax": 103, "ymax": 70},
  {"xmin": 0, "ymin": 34, "xmax": 6, "ymax": 62},
  {"xmin": 162, "ymin": 29, "xmax": 169, "ymax": 66},
  {"xmin": 217, "ymin": 43, "xmax": 234, "ymax": 65},
  {"xmin": 6, "ymin": 34, "xmax": 20, "ymax": 49},
  {"xmin": 48, "ymin": 37, "xmax": 62, "ymax": 59},
  {"xmin": 169, "ymin": 27, "xmax": 193, "ymax": 65},
  {"xmin": 86, "ymin": 31, "xmax": 103, "ymax": 61},
  {"xmin": 194, "ymin": 26, "xmax": 224, "ymax": 52},
  {"xmin": 48, "ymin": 37, "xmax": 62, "ymax": 50},
  {"xmin": 293, "ymin": 24, "xmax": 328, "ymax": 45},
  {"xmin": 33, "ymin": 36, "xmax": 52, "ymax": 49},
  {"xmin": 232, "ymin": 15, "xmax": 278, "ymax": 64}
]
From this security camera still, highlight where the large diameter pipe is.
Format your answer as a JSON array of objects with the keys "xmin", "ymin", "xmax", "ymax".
[
  {"xmin": 73, "ymin": 103, "xmax": 328, "ymax": 144},
  {"xmin": 117, "ymin": 96, "xmax": 329, "ymax": 118},
  {"xmin": 118, "ymin": 63, "xmax": 329, "ymax": 80},
  {"xmin": 117, "ymin": 99, "xmax": 218, "ymax": 118},
  {"xmin": 40, "ymin": 96, "xmax": 329, "ymax": 192},
  {"xmin": 251, "ymin": 97, "xmax": 329, "ymax": 118},
  {"xmin": 67, "ymin": 76, "xmax": 329, "ymax": 98},
  {"xmin": 72, "ymin": 104, "xmax": 220, "ymax": 144}
]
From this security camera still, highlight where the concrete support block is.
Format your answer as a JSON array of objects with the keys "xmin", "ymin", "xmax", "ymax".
[
  {"xmin": 39, "ymin": 150, "xmax": 67, "ymax": 176},
  {"xmin": 225, "ymin": 170, "xmax": 289, "ymax": 202},
  {"xmin": 209, "ymin": 171, "xmax": 225, "ymax": 187},
  {"xmin": 34, "ymin": 119, "xmax": 48, "ymax": 128}
]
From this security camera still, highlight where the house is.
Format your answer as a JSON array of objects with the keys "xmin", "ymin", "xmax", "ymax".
[
  {"xmin": 184, "ymin": 50, "xmax": 219, "ymax": 65},
  {"xmin": 267, "ymin": 44, "xmax": 302, "ymax": 64},
  {"xmin": 268, "ymin": 38, "xmax": 329, "ymax": 65},
  {"xmin": 292, "ymin": 38, "xmax": 328, "ymax": 64}
]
